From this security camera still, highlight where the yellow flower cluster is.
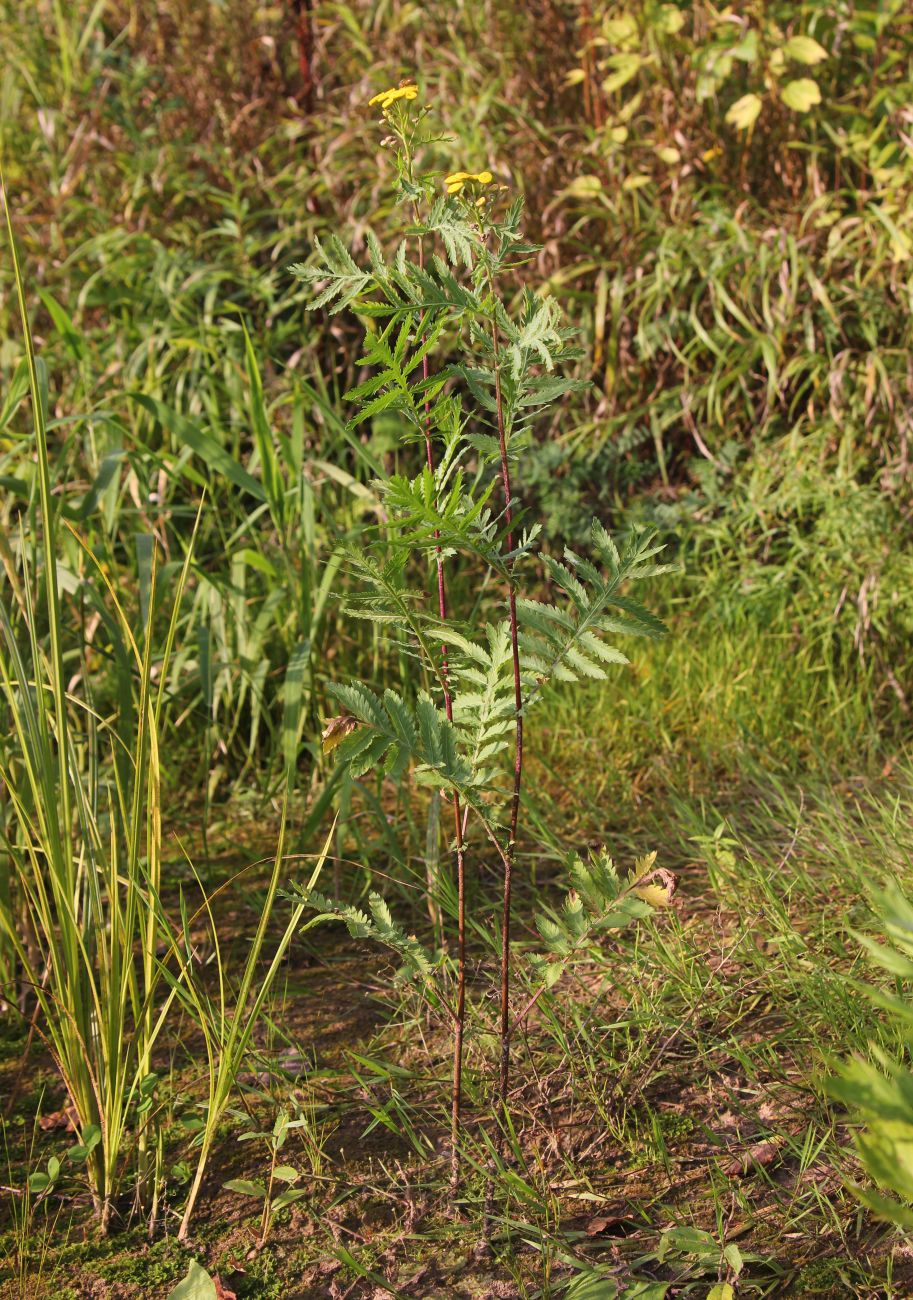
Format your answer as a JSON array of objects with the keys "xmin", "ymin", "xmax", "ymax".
[
  {"xmin": 368, "ymin": 84, "xmax": 418, "ymax": 111},
  {"xmin": 444, "ymin": 170, "xmax": 494, "ymax": 195}
]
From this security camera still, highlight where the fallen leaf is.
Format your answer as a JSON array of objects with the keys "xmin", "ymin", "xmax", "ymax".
[
  {"xmin": 321, "ymin": 714, "xmax": 358, "ymax": 754},
  {"xmin": 39, "ymin": 1106, "xmax": 79, "ymax": 1133},
  {"xmin": 724, "ymin": 1140, "xmax": 781, "ymax": 1177}
]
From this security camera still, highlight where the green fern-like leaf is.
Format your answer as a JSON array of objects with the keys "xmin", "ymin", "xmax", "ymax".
[{"xmin": 520, "ymin": 523, "xmax": 674, "ymax": 705}]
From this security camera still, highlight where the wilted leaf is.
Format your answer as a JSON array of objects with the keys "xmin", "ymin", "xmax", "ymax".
[
  {"xmin": 39, "ymin": 1106, "xmax": 78, "ymax": 1132},
  {"xmin": 725, "ymin": 93, "xmax": 762, "ymax": 130},
  {"xmin": 321, "ymin": 714, "xmax": 358, "ymax": 754},
  {"xmin": 781, "ymin": 78, "xmax": 821, "ymax": 111},
  {"xmin": 724, "ymin": 1139, "xmax": 781, "ymax": 1177},
  {"xmin": 783, "ymin": 35, "xmax": 828, "ymax": 65}
]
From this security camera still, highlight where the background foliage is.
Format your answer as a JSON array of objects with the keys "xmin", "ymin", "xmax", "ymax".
[{"xmin": 2, "ymin": 0, "xmax": 913, "ymax": 1296}]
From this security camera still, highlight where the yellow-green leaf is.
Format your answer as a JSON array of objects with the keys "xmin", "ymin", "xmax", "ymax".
[
  {"xmin": 657, "ymin": 146, "xmax": 681, "ymax": 164},
  {"xmin": 657, "ymin": 4, "xmax": 685, "ymax": 34},
  {"xmin": 567, "ymin": 175, "xmax": 603, "ymax": 197},
  {"xmin": 783, "ymin": 35, "xmax": 828, "ymax": 65},
  {"xmin": 633, "ymin": 850, "xmax": 657, "ymax": 878},
  {"xmin": 630, "ymin": 858, "xmax": 676, "ymax": 908},
  {"xmin": 604, "ymin": 15, "xmax": 639, "ymax": 47},
  {"xmin": 602, "ymin": 53, "xmax": 643, "ymax": 94},
  {"xmin": 725, "ymin": 93, "xmax": 762, "ymax": 130},
  {"xmin": 781, "ymin": 78, "xmax": 821, "ymax": 111},
  {"xmin": 707, "ymin": 1286, "xmax": 734, "ymax": 1300}
]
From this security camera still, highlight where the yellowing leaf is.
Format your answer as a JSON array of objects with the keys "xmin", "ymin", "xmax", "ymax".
[
  {"xmin": 783, "ymin": 35, "xmax": 828, "ymax": 65},
  {"xmin": 657, "ymin": 146, "xmax": 681, "ymax": 164},
  {"xmin": 781, "ymin": 78, "xmax": 821, "ymax": 111},
  {"xmin": 608, "ymin": 125, "xmax": 629, "ymax": 144},
  {"xmin": 634, "ymin": 881, "xmax": 674, "ymax": 907},
  {"xmin": 622, "ymin": 173, "xmax": 651, "ymax": 190},
  {"xmin": 565, "ymin": 68, "xmax": 587, "ymax": 86},
  {"xmin": 725, "ymin": 93, "xmax": 762, "ymax": 130},
  {"xmin": 633, "ymin": 850, "xmax": 657, "ymax": 878},
  {"xmin": 629, "ymin": 855, "xmax": 677, "ymax": 908}
]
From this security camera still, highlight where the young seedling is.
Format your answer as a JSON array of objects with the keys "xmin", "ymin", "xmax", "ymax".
[{"xmin": 223, "ymin": 1106, "xmax": 310, "ymax": 1248}]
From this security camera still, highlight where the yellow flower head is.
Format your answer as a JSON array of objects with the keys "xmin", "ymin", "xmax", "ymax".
[
  {"xmin": 368, "ymin": 84, "xmax": 419, "ymax": 112},
  {"xmin": 444, "ymin": 169, "xmax": 494, "ymax": 195}
]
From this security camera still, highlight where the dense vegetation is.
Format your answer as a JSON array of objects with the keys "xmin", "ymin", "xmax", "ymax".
[{"xmin": 1, "ymin": 1, "xmax": 913, "ymax": 1296}]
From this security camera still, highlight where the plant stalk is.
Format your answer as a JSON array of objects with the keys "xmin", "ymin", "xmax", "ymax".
[
  {"xmin": 490, "ymin": 316, "xmax": 523, "ymax": 1155},
  {"xmin": 414, "ymin": 213, "xmax": 467, "ymax": 1192}
]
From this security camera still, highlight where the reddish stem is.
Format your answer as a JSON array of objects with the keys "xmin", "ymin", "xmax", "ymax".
[{"xmin": 291, "ymin": 0, "xmax": 314, "ymax": 112}]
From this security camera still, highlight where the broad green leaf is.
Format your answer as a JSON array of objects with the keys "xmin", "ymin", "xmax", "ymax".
[
  {"xmin": 725, "ymin": 93, "xmax": 762, "ymax": 130},
  {"xmin": 723, "ymin": 1243, "xmax": 744, "ymax": 1276},
  {"xmin": 223, "ymin": 1178, "xmax": 267, "ymax": 1198},
  {"xmin": 271, "ymin": 1187, "xmax": 308, "ymax": 1211},
  {"xmin": 272, "ymin": 1165, "xmax": 300, "ymax": 1183},
  {"xmin": 730, "ymin": 31, "xmax": 758, "ymax": 62},
  {"xmin": 706, "ymin": 1286, "xmax": 734, "ymax": 1300},
  {"xmin": 166, "ymin": 1261, "xmax": 218, "ymax": 1300},
  {"xmin": 781, "ymin": 78, "xmax": 821, "ymax": 111}
]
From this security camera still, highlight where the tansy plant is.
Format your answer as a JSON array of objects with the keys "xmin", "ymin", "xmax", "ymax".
[{"xmin": 288, "ymin": 81, "xmax": 675, "ymax": 1203}]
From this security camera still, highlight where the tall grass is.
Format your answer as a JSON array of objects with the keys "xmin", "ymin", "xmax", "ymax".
[{"xmin": 0, "ymin": 174, "xmax": 201, "ymax": 1229}]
